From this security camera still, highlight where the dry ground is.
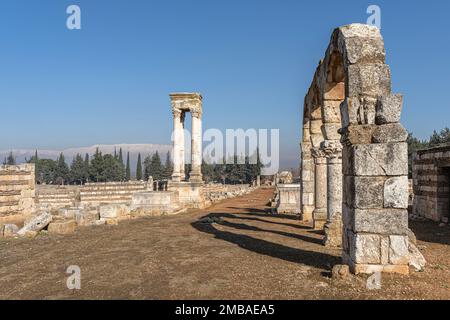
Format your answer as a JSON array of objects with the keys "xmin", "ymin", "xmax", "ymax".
[{"xmin": 1, "ymin": 188, "xmax": 450, "ymax": 299}]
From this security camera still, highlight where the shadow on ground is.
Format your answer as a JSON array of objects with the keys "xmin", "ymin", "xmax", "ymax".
[{"xmin": 191, "ymin": 211, "xmax": 340, "ymax": 270}]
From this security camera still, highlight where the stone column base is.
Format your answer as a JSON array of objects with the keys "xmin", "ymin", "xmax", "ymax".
[
  {"xmin": 313, "ymin": 208, "xmax": 327, "ymax": 230},
  {"xmin": 323, "ymin": 219, "xmax": 342, "ymax": 247}
]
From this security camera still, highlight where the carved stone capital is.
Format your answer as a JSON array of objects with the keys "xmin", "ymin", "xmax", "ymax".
[
  {"xmin": 321, "ymin": 140, "xmax": 343, "ymax": 159},
  {"xmin": 311, "ymin": 147, "xmax": 326, "ymax": 160}
]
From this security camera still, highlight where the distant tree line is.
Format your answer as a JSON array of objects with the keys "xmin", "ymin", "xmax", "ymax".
[
  {"xmin": 407, "ymin": 127, "xmax": 450, "ymax": 177},
  {"xmin": 26, "ymin": 148, "xmax": 174, "ymax": 185},
  {"xmin": 5, "ymin": 147, "xmax": 264, "ymax": 186}
]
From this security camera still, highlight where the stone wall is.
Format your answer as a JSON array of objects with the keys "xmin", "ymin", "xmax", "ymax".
[
  {"xmin": 37, "ymin": 181, "xmax": 149, "ymax": 210},
  {"xmin": 412, "ymin": 144, "xmax": 450, "ymax": 223},
  {"xmin": 0, "ymin": 164, "xmax": 35, "ymax": 223}
]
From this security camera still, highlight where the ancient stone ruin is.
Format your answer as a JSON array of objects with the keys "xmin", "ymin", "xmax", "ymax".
[
  {"xmin": 0, "ymin": 93, "xmax": 256, "ymax": 238},
  {"xmin": 300, "ymin": 23, "xmax": 413, "ymax": 274},
  {"xmin": 412, "ymin": 144, "xmax": 450, "ymax": 223}
]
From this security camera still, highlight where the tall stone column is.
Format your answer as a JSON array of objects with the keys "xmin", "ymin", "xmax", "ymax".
[
  {"xmin": 179, "ymin": 112, "xmax": 186, "ymax": 180},
  {"xmin": 171, "ymin": 109, "xmax": 182, "ymax": 182},
  {"xmin": 322, "ymin": 140, "xmax": 343, "ymax": 247},
  {"xmin": 190, "ymin": 110, "xmax": 203, "ymax": 183},
  {"xmin": 312, "ymin": 148, "xmax": 327, "ymax": 230}
]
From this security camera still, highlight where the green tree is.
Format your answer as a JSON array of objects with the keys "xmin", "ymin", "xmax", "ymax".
[
  {"xmin": 89, "ymin": 148, "xmax": 105, "ymax": 182},
  {"xmin": 136, "ymin": 153, "xmax": 143, "ymax": 181},
  {"xmin": 163, "ymin": 151, "xmax": 173, "ymax": 179},
  {"xmin": 55, "ymin": 153, "xmax": 70, "ymax": 185},
  {"xmin": 144, "ymin": 151, "xmax": 164, "ymax": 180},
  {"xmin": 125, "ymin": 152, "xmax": 131, "ymax": 181},
  {"xmin": 4, "ymin": 151, "xmax": 16, "ymax": 165},
  {"xmin": 70, "ymin": 153, "xmax": 86, "ymax": 185},
  {"xmin": 103, "ymin": 154, "xmax": 123, "ymax": 182},
  {"xmin": 84, "ymin": 153, "xmax": 90, "ymax": 183},
  {"xmin": 37, "ymin": 159, "xmax": 57, "ymax": 184},
  {"xmin": 429, "ymin": 127, "xmax": 450, "ymax": 146}
]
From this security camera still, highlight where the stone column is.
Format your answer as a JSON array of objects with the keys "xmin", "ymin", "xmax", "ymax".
[
  {"xmin": 190, "ymin": 110, "xmax": 203, "ymax": 183},
  {"xmin": 171, "ymin": 109, "xmax": 182, "ymax": 182},
  {"xmin": 312, "ymin": 148, "xmax": 327, "ymax": 230},
  {"xmin": 179, "ymin": 112, "xmax": 186, "ymax": 180},
  {"xmin": 322, "ymin": 140, "xmax": 343, "ymax": 247}
]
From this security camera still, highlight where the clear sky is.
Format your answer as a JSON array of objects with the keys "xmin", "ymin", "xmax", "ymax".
[{"xmin": 0, "ymin": 0, "xmax": 449, "ymax": 167}]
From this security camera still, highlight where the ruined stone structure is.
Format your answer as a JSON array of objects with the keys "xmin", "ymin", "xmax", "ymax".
[
  {"xmin": 412, "ymin": 144, "xmax": 450, "ymax": 223},
  {"xmin": 275, "ymin": 184, "xmax": 301, "ymax": 214},
  {"xmin": 0, "ymin": 164, "xmax": 35, "ymax": 223},
  {"xmin": 300, "ymin": 24, "xmax": 411, "ymax": 274},
  {"xmin": 170, "ymin": 92, "xmax": 203, "ymax": 183}
]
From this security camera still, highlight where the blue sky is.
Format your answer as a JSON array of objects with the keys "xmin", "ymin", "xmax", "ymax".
[{"xmin": 0, "ymin": 0, "xmax": 449, "ymax": 167}]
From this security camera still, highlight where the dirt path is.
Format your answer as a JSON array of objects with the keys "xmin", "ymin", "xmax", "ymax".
[{"xmin": 1, "ymin": 188, "xmax": 449, "ymax": 299}]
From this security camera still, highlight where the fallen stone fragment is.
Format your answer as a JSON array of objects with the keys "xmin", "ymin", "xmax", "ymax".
[
  {"xmin": 17, "ymin": 212, "xmax": 52, "ymax": 237},
  {"xmin": 332, "ymin": 264, "xmax": 350, "ymax": 280},
  {"xmin": 409, "ymin": 241, "xmax": 426, "ymax": 272},
  {"xmin": 48, "ymin": 220, "xmax": 77, "ymax": 235}
]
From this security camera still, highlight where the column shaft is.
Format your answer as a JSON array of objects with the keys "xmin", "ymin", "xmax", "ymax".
[
  {"xmin": 171, "ymin": 110, "xmax": 182, "ymax": 182},
  {"xmin": 190, "ymin": 112, "xmax": 203, "ymax": 183}
]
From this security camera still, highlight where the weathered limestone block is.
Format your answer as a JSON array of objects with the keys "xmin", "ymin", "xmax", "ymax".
[
  {"xmin": 352, "ymin": 233, "xmax": 380, "ymax": 264},
  {"xmin": 17, "ymin": 212, "xmax": 52, "ymax": 236},
  {"xmin": 322, "ymin": 100, "xmax": 342, "ymax": 123},
  {"xmin": 372, "ymin": 123, "xmax": 408, "ymax": 143},
  {"xmin": 344, "ymin": 207, "xmax": 408, "ymax": 235},
  {"xmin": 376, "ymin": 94, "xmax": 403, "ymax": 124},
  {"xmin": 340, "ymin": 98, "xmax": 377, "ymax": 127},
  {"xmin": 389, "ymin": 235, "xmax": 409, "ymax": 265},
  {"xmin": 310, "ymin": 119, "xmax": 323, "ymax": 134},
  {"xmin": 99, "ymin": 204, "xmax": 130, "ymax": 219},
  {"xmin": 2, "ymin": 224, "xmax": 19, "ymax": 237},
  {"xmin": 323, "ymin": 82, "xmax": 345, "ymax": 101},
  {"xmin": 384, "ymin": 176, "xmax": 409, "ymax": 209},
  {"xmin": 344, "ymin": 143, "xmax": 408, "ymax": 176},
  {"xmin": 347, "ymin": 63, "xmax": 391, "ymax": 98},
  {"xmin": 48, "ymin": 220, "xmax": 77, "ymax": 235},
  {"xmin": 331, "ymin": 264, "xmax": 349, "ymax": 280},
  {"xmin": 344, "ymin": 176, "xmax": 385, "ymax": 209},
  {"xmin": 338, "ymin": 35, "xmax": 386, "ymax": 65},
  {"xmin": 342, "ymin": 124, "xmax": 376, "ymax": 145},
  {"xmin": 323, "ymin": 123, "xmax": 341, "ymax": 140},
  {"xmin": 75, "ymin": 209, "xmax": 100, "ymax": 226}
]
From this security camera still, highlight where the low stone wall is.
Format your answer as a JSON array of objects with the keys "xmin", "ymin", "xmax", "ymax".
[
  {"xmin": 0, "ymin": 164, "xmax": 35, "ymax": 223},
  {"xmin": 412, "ymin": 144, "xmax": 450, "ymax": 223},
  {"xmin": 37, "ymin": 185, "xmax": 79, "ymax": 210},
  {"xmin": 37, "ymin": 181, "xmax": 149, "ymax": 210},
  {"xmin": 80, "ymin": 181, "xmax": 149, "ymax": 206}
]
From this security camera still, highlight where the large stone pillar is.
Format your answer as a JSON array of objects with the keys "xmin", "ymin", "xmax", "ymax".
[
  {"xmin": 179, "ymin": 112, "xmax": 186, "ymax": 180},
  {"xmin": 171, "ymin": 109, "xmax": 183, "ymax": 182},
  {"xmin": 323, "ymin": 140, "xmax": 343, "ymax": 247},
  {"xmin": 312, "ymin": 148, "xmax": 327, "ymax": 230},
  {"xmin": 190, "ymin": 110, "xmax": 203, "ymax": 183}
]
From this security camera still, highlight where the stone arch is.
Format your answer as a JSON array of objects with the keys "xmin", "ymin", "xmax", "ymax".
[{"xmin": 300, "ymin": 24, "xmax": 410, "ymax": 274}]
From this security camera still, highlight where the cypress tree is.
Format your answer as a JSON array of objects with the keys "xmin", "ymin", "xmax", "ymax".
[
  {"xmin": 126, "ymin": 152, "xmax": 131, "ymax": 181},
  {"xmin": 136, "ymin": 153, "xmax": 143, "ymax": 181},
  {"xmin": 56, "ymin": 153, "xmax": 69, "ymax": 185}
]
